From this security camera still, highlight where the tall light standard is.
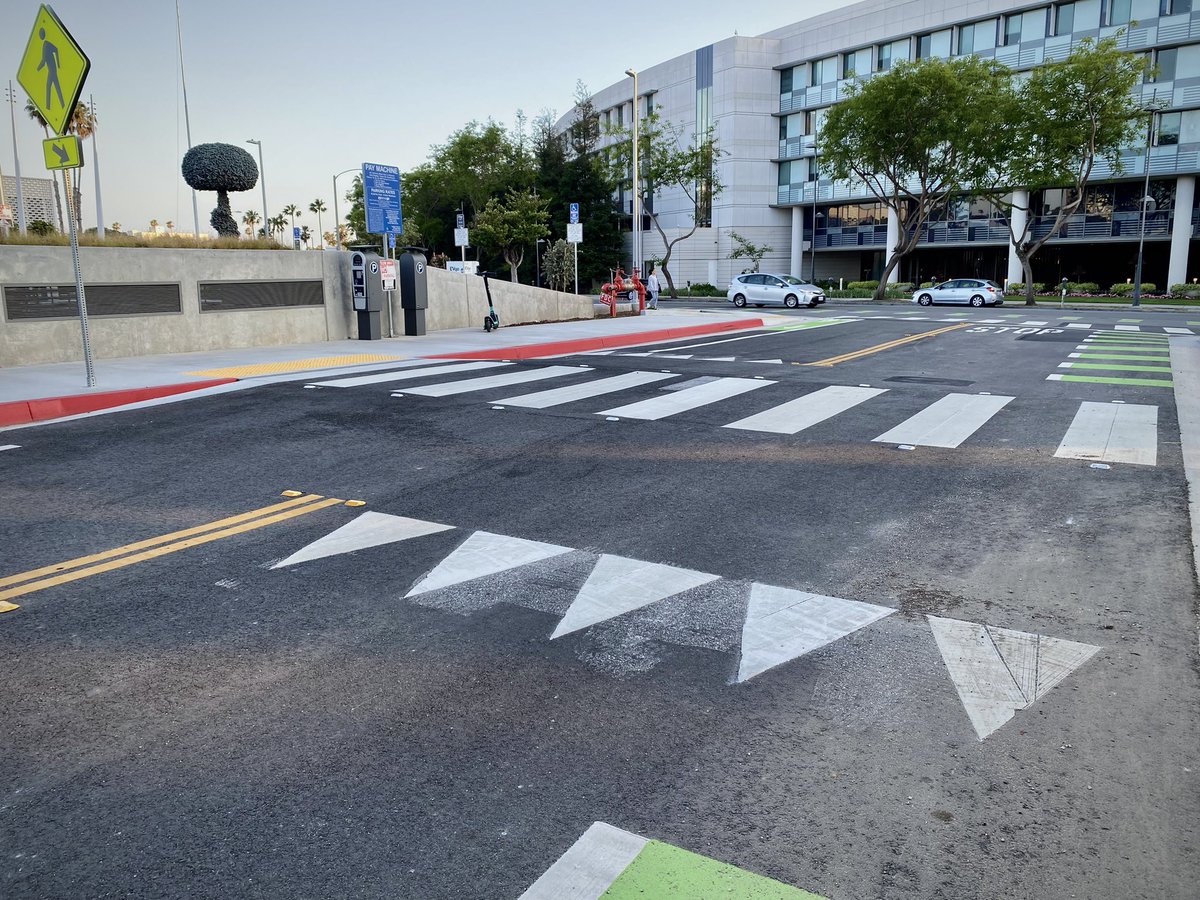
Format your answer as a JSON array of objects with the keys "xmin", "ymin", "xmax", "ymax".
[
  {"xmin": 6, "ymin": 81, "xmax": 28, "ymax": 233},
  {"xmin": 625, "ymin": 68, "xmax": 640, "ymax": 276},
  {"xmin": 1133, "ymin": 93, "xmax": 1165, "ymax": 308},
  {"xmin": 90, "ymin": 95, "xmax": 104, "ymax": 240},
  {"xmin": 332, "ymin": 168, "xmax": 358, "ymax": 250},
  {"xmin": 176, "ymin": 0, "xmax": 201, "ymax": 237},
  {"xmin": 246, "ymin": 139, "xmax": 268, "ymax": 242}
]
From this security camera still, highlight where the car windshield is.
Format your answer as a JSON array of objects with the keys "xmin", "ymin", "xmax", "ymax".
[{"xmin": 782, "ymin": 276, "xmax": 804, "ymax": 285}]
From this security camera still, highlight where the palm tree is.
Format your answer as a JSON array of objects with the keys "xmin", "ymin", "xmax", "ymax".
[
  {"xmin": 242, "ymin": 210, "xmax": 260, "ymax": 239},
  {"xmin": 282, "ymin": 203, "xmax": 300, "ymax": 238},
  {"xmin": 270, "ymin": 214, "xmax": 287, "ymax": 241},
  {"xmin": 64, "ymin": 101, "xmax": 96, "ymax": 223},
  {"xmin": 149, "ymin": 218, "xmax": 159, "ymax": 233},
  {"xmin": 308, "ymin": 199, "xmax": 327, "ymax": 247},
  {"xmin": 165, "ymin": 220, "xmax": 174, "ymax": 234},
  {"xmin": 299, "ymin": 225, "xmax": 311, "ymax": 248},
  {"xmin": 110, "ymin": 221, "xmax": 122, "ymax": 233},
  {"xmin": 24, "ymin": 99, "xmax": 65, "ymax": 230}
]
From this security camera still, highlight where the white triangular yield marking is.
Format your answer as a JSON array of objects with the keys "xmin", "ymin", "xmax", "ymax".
[
  {"xmin": 405, "ymin": 530, "xmax": 572, "ymax": 597},
  {"xmin": 550, "ymin": 554, "xmax": 720, "ymax": 638},
  {"xmin": 747, "ymin": 359, "xmax": 784, "ymax": 364},
  {"xmin": 737, "ymin": 584, "xmax": 894, "ymax": 682},
  {"xmin": 929, "ymin": 616, "xmax": 1100, "ymax": 740},
  {"xmin": 272, "ymin": 511, "xmax": 453, "ymax": 568}
]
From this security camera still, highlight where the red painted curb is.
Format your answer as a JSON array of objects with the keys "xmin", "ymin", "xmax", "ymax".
[
  {"xmin": 425, "ymin": 318, "xmax": 767, "ymax": 361},
  {"xmin": 0, "ymin": 379, "xmax": 238, "ymax": 427}
]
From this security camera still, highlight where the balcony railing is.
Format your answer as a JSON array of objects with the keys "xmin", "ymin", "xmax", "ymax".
[{"xmin": 809, "ymin": 213, "xmax": 1176, "ymax": 251}]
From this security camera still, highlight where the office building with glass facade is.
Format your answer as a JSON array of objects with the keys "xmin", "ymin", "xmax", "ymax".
[{"xmin": 575, "ymin": 0, "xmax": 1200, "ymax": 289}]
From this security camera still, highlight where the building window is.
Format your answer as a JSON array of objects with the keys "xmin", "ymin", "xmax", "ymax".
[
  {"xmin": 1106, "ymin": 0, "xmax": 1132, "ymax": 25},
  {"xmin": 843, "ymin": 47, "xmax": 871, "ymax": 78},
  {"xmin": 778, "ymin": 161, "xmax": 792, "ymax": 187},
  {"xmin": 1162, "ymin": 0, "xmax": 1194, "ymax": 14},
  {"xmin": 1156, "ymin": 111, "xmax": 1182, "ymax": 145},
  {"xmin": 958, "ymin": 24, "xmax": 976, "ymax": 54},
  {"xmin": 1004, "ymin": 14, "xmax": 1022, "ymax": 45},
  {"xmin": 1054, "ymin": 2, "xmax": 1075, "ymax": 36},
  {"xmin": 780, "ymin": 67, "xmax": 794, "ymax": 95},
  {"xmin": 916, "ymin": 30, "xmax": 952, "ymax": 59},
  {"xmin": 877, "ymin": 39, "xmax": 909, "ymax": 71},
  {"xmin": 809, "ymin": 56, "xmax": 835, "ymax": 86},
  {"xmin": 1155, "ymin": 48, "xmax": 1178, "ymax": 82}
]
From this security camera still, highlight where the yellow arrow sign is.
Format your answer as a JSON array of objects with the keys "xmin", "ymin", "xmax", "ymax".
[
  {"xmin": 17, "ymin": 5, "xmax": 91, "ymax": 137},
  {"xmin": 43, "ymin": 134, "xmax": 82, "ymax": 170}
]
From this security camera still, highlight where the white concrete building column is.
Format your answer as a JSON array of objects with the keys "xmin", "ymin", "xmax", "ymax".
[
  {"xmin": 885, "ymin": 208, "xmax": 900, "ymax": 284},
  {"xmin": 790, "ymin": 206, "xmax": 804, "ymax": 278},
  {"xmin": 1006, "ymin": 188, "xmax": 1029, "ymax": 287},
  {"xmin": 1169, "ymin": 175, "xmax": 1196, "ymax": 289}
]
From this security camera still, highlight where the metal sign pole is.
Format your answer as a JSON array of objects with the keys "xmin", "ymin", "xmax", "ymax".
[
  {"xmin": 574, "ymin": 241, "xmax": 578, "ymax": 295},
  {"xmin": 63, "ymin": 168, "xmax": 95, "ymax": 387}
]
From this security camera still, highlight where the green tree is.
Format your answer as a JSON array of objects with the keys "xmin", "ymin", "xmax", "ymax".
[
  {"xmin": 607, "ymin": 110, "xmax": 724, "ymax": 298},
  {"xmin": 300, "ymin": 224, "xmax": 311, "ymax": 248},
  {"xmin": 344, "ymin": 177, "xmax": 378, "ymax": 247},
  {"xmin": 241, "ymin": 210, "xmax": 260, "ymax": 238},
  {"xmin": 282, "ymin": 203, "xmax": 300, "ymax": 238},
  {"xmin": 542, "ymin": 239, "xmax": 575, "ymax": 291},
  {"xmin": 308, "ymin": 199, "xmax": 327, "ymax": 245},
  {"xmin": 727, "ymin": 230, "xmax": 773, "ymax": 273},
  {"xmin": 472, "ymin": 188, "xmax": 549, "ymax": 281},
  {"xmin": 820, "ymin": 55, "xmax": 1011, "ymax": 301},
  {"xmin": 972, "ymin": 37, "xmax": 1145, "ymax": 305}
]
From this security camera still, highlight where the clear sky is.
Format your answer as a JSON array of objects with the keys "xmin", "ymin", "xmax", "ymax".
[{"xmin": 0, "ymin": 0, "xmax": 848, "ymax": 236}]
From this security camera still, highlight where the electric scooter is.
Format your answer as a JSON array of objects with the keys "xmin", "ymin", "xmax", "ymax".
[{"xmin": 480, "ymin": 271, "xmax": 500, "ymax": 332}]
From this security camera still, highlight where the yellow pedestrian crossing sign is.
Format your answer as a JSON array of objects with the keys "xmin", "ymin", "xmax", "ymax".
[
  {"xmin": 17, "ymin": 5, "xmax": 91, "ymax": 137},
  {"xmin": 43, "ymin": 134, "xmax": 82, "ymax": 170}
]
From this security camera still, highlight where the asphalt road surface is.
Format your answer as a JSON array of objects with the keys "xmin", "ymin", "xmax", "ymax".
[{"xmin": 2, "ymin": 304, "xmax": 1198, "ymax": 899}]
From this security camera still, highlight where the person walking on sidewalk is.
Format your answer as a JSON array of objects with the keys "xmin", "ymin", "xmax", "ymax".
[{"xmin": 646, "ymin": 267, "xmax": 661, "ymax": 309}]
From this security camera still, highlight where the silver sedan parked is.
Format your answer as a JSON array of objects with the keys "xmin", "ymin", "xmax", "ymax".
[
  {"xmin": 727, "ymin": 273, "xmax": 826, "ymax": 308},
  {"xmin": 912, "ymin": 278, "xmax": 1004, "ymax": 307}
]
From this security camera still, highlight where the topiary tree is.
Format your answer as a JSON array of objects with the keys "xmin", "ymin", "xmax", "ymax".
[{"xmin": 182, "ymin": 143, "xmax": 259, "ymax": 237}]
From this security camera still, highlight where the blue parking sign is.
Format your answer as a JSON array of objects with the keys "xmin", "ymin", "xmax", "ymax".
[
  {"xmin": 569, "ymin": 202, "xmax": 579, "ymax": 225},
  {"xmin": 362, "ymin": 162, "xmax": 403, "ymax": 235}
]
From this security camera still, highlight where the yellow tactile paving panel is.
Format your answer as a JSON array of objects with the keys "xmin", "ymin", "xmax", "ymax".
[{"xmin": 186, "ymin": 355, "xmax": 404, "ymax": 378}]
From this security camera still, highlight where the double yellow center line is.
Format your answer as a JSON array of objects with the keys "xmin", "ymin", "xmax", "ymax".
[
  {"xmin": 0, "ymin": 492, "xmax": 350, "ymax": 613},
  {"xmin": 801, "ymin": 322, "xmax": 970, "ymax": 367}
]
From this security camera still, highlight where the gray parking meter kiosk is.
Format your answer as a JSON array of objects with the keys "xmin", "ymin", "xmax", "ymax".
[
  {"xmin": 399, "ymin": 247, "xmax": 429, "ymax": 336},
  {"xmin": 350, "ymin": 251, "xmax": 384, "ymax": 340}
]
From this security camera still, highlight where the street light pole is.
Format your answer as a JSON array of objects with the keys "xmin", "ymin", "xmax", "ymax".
[
  {"xmin": 332, "ymin": 168, "xmax": 358, "ymax": 250},
  {"xmin": 7, "ymin": 82, "xmax": 28, "ymax": 234},
  {"xmin": 176, "ymin": 0, "xmax": 201, "ymax": 237},
  {"xmin": 1132, "ymin": 95, "xmax": 1163, "ymax": 309},
  {"xmin": 810, "ymin": 135, "xmax": 819, "ymax": 283},
  {"xmin": 246, "ymin": 139, "xmax": 268, "ymax": 242},
  {"xmin": 625, "ymin": 68, "xmax": 640, "ymax": 276},
  {"xmin": 90, "ymin": 95, "xmax": 104, "ymax": 240}
]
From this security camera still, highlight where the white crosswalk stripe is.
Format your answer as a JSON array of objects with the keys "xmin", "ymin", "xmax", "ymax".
[
  {"xmin": 493, "ymin": 371, "xmax": 679, "ymax": 408},
  {"xmin": 724, "ymin": 385, "xmax": 887, "ymax": 435},
  {"xmin": 309, "ymin": 361, "xmax": 1166, "ymax": 467},
  {"xmin": 1055, "ymin": 401, "xmax": 1157, "ymax": 466},
  {"xmin": 402, "ymin": 365, "xmax": 592, "ymax": 397},
  {"xmin": 872, "ymin": 393, "xmax": 1013, "ymax": 449},
  {"xmin": 310, "ymin": 360, "xmax": 509, "ymax": 388},
  {"xmin": 598, "ymin": 376, "xmax": 772, "ymax": 421}
]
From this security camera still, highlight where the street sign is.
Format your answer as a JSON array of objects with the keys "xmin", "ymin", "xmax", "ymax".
[
  {"xmin": 456, "ymin": 212, "xmax": 465, "ymax": 230},
  {"xmin": 42, "ymin": 134, "xmax": 82, "ymax": 170},
  {"xmin": 18, "ymin": 5, "xmax": 91, "ymax": 137},
  {"xmin": 380, "ymin": 258, "xmax": 397, "ymax": 292},
  {"xmin": 567, "ymin": 223, "xmax": 583, "ymax": 243},
  {"xmin": 454, "ymin": 227, "xmax": 469, "ymax": 247},
  {"xmin": 362, "ymin": 162, "xmax": 403, "ymax": 235},
  {"xmin": 569, "ymin": 202, "xmax": 579, "ymax": 225},
  {"xmin": 387, "ymin": 232, "xmax": 395, "ymax": 250}
]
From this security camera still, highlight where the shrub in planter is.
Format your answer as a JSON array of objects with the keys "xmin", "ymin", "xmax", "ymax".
[
  {"xmin": 1108, "ymin": 282, "xmax": 1157, "ymax": 296},
  {"xmin": 1068, "ymin": 281, "xmax": 1100, "ymax": 294},
  {"xmin": 1170, "ymin": 283, "xmax": 1200, "ymax": 299},
  {"xmin": 685, "ymin": 282, "xmax": 723, "ymax": 297},
  {"xmin": 847, "ymin": 280, "xmax": 880, "ymax": 291}
]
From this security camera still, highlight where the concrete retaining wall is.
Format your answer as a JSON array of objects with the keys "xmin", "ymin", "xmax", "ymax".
[
  {"xmin": 0, "ymin": 245, "xmax": 353, "ymax": 367},
  {"xmin": 0, "ymin": 245, "xmax": 596, "ymax": 367}
]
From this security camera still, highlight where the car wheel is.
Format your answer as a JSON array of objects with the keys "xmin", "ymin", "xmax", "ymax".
[
  {"xmin": 808, "ymin": 298, "xmax": 820, "ymax": 308},
  {"xmin": 970, "ymin": 295, "xmax": 985, "ymax": 307},
  {"xmin": 733, "ymin": 294, "xmax": 747, "ymax": 308},
  {"xmin": 917, "ymin": 294, "xmax": 933, "ymax": 306},
  {"xmin": 784, "ymin": 295, "xmax": 799, "ymax": 309}
]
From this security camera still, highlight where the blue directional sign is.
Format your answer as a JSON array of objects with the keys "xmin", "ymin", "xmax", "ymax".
[
  {"xmin": 362, "ymin": 162, "xmax": 403, "ymax": 235},
  {"xmin": 293, "ymin": 226, "xmax": 301, "ymax": 241},
  {"xmin": 569, "ymin": 202, "xmax": 579, "ymax": 225}
]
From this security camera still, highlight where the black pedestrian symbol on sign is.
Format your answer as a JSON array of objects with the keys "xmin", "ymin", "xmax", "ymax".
[{"xmin": 37, "ymin": 27, "xmax": 64, "ymax": 111}]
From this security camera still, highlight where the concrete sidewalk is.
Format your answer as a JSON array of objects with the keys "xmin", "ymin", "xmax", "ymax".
[{"xmin": 0, "ymin": 308, "xmax": 779, "ymax": 427}]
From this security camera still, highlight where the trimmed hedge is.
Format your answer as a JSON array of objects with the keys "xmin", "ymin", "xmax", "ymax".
[
  {"xmin": 1006, "ymin": 282, "xmax": 1047, "ymax": 294},
  {"xmin": 1108, "ymin": 282, "xmax": 1157, "ymax": 295},
  {"xmin": 847, "ymin": 280, "xmax": 880, "ymax": 291},
  {"xmin": 1067, "ymin": 281, "xmax": 1101, "ymax": 294},
  {"xmin": 1170, "ymin": 283, "xmax": 1200, "ymax": 298}
]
